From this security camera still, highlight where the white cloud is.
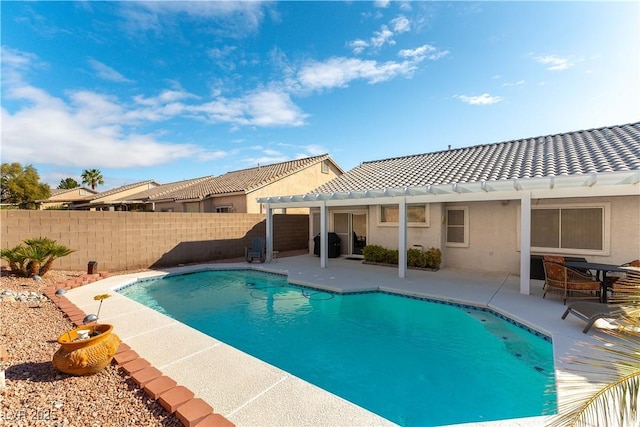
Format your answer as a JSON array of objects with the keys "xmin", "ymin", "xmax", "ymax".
[
  {"xmin": 399, "ymin": 44, "xmax": 448, "ymax": 61},
  {"xmin": 118, "ymin": 1, "xmax": 266, "ymax": 36},
  {"xmin": 374, "ymin": 0, "xmax": 390, "ymax": 8},
  {"xmin": 533, "ymin": 54, "xmax": 573, "ymax": 71},
  {"xmin": 454, "ymin": 93, "xmax": 503, "ymax": 105},
  {"xmin": 0, "ymin": 91, "xmax": 219, "ymax": 168},
  {"xmin": 0, "ymin": 53, "xmax": 231, "ymax": 169},
  {"xmin": 277, "ymin": 142, "xmax": 327, "ymax": 157},
  {"xmin": 87, "ymin": 58, "xmax": 133, "ymax": 83},
  {"xmin": 347, "ymin": 39, "xmax": 369, "ymax": 55},
  {"xmin": 1, "ymin": 46, "xmax": 45, "ymax": 86},
  {"xmin": 296, "ymin": 57, "xmax": 417, "ymax": 91},
  {"xmin": 347, "ymin": 15, "xmax": 413, "ymax": 54},
  {"xmin": 502, "ymin": 80, "xmax": 526, "ymax": 87},
  {"xmin": 371, "ymin": 25, "xmax": 395, "ymax": 49},
  {"xmin": 190, "ymin": 89, "xmax": 308, "ymax": 127},
  {"xmin": 391, "ymin": 15, "xmax": 411, "ymax": 33}
]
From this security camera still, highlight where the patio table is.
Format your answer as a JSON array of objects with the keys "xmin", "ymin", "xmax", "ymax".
[{"xmin": 564, "ymin": 261, "xmax": 630, "ymax": 303}]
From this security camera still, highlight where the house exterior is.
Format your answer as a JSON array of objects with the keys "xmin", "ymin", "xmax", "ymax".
[
  {"xmin": 257, "ymin": 122, "xmax": 640, "ymax": 295},
  {"xmin": 139, "ymin": 154, "xmax": 343, "ymax": 214},
  {"xmin": 37, "ymin": 187, "xmax": 98, "ymax": 210},
  {"xmin": 70, "ymin": 180, "xmax": 160, "ymax": 210},
  {"xmin": 60, "ymin": 155, "xmax": 342, "ymax": 212}
]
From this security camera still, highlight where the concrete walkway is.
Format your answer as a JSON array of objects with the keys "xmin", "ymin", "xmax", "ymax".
[{"xmin": 64, "ymin": 255, "xmax": 614, "ymax": 427}]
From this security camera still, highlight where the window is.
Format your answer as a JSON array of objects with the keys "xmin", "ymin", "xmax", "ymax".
[
  {"xmin": 531, "ymin": 205, "xmax": 606, "ymax": 252},
  {"xmin": 183, "ymin": 202, "xmax": 199, "ymax": 213},
  {"xmin": 214, "ymin": 206, "xmax": 232, "ymax": 213},
  {"xmin": 446, "ymin": 206, "xmax": 469, "ymax": 247},
  {"xmin": 379, "ymin": 204, "xmax": 429, "ymax": 227},
  {"xmin": 321, "ymin": 160, "xmax": 329, "ymax": 174}
]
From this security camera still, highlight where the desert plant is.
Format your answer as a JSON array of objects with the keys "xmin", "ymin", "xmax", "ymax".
[
  {"xmin": 1, "ymin": 237, "xmax": 74, "ymax": 277},
  {"xmin": 0, "ymin": 246, "xmax": 29, "ymax": 275}
]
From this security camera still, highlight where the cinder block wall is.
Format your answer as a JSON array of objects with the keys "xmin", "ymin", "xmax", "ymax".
[{"xmin": 0, "ymin": 211, "xmax": 309, "ymax": 271}]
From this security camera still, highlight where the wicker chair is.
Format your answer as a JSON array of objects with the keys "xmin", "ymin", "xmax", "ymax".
[
  {"xmin": 542, "ymin": 260, "xmax": 600, "ymax": 305},
  {"xmin": 605, "ymin": 259, "xmax": 640, "ymax": 286},
  {"xmin": 611, "ymin": 270, "xmax": 640, "ymax": 300}
]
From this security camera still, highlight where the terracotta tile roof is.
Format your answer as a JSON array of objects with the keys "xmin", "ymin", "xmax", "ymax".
[
  {"xmin": 313, "ymin": 122, "xmax": 640, "ymax": 193},
  {"xmin": 169, "ymin": 154, "xmax": 333, "ymax": 201},
  {"xmin": 50, "ymin": 188, "xmax": 71, "ymax": 196},
  {"xmin": 123, "ymin": 176, "xmax": 214, "ymax": 201},
  {"xmin": 87, "ymin": 180, "xmax": 159, "ymax": 200}
]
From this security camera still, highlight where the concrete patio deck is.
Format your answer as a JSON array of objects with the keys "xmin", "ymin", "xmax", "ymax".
[{"xmin": 64, "ymin": 254, "xmax": 614, "ymax": 426}]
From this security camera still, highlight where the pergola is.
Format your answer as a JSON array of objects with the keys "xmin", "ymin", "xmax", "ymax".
[{"xmin": 258, "ymin": 170, "xmax": 640, "ymax": 295}]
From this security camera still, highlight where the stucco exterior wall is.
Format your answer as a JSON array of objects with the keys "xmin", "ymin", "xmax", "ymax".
[
  {"xmin": 248, "ymin": 161, "xmax": 342, "ymax": 214},
  {"xmin": 443, "ymin": 201, "xmax": 520, "ymax": 274},
  {"xmin": 203, "ymin": 194, "xmax": 247, "ymax": 213},
  {"xmin": 1, "ymin": 211, "xmax": 309, "ymax": 271},
  {"xmin": 365, "ymin": 204, "xmax": 444, "ymax": 252},
  {"xmin": 154, "ymin": 201, "xmax": 185, "ymax": 212},
  {"xmin": 310, "ymin": 195, "xmax": 639, "ymax": 276}
]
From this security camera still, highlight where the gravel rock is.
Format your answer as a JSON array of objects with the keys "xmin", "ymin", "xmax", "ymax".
[{"xmin": 0, "ymin": 269, "xmax": 181, "ymax": 426}]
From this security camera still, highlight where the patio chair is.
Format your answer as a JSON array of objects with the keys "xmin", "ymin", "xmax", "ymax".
[
  {"xmin": 352, "ymin": 231, "xmax": 366, "ymax": 255},
  {"xmin": 245, "ymin": 236, "xmax": 266, "ymax": 263},
  {"xmin": 563, "ymin": 272, "xmax": 640, "ymax": 333},
  {"xmin": 542, "ymin": 255, "xmax": 565, "ymax": 289},
  {"xmin": 605, "ymin": 259, "xmax": 640, "ymax": 285},
  {"xmin": 542, "ymin": 260, "xmax": 600, "ymax": 305},
  {"xmin": 561, "ymin": 302, "xmax": 631, "ymax": 333},
  {"xmin": 611, "ymin": 270, "xmax": 640, "ymax": 298}
]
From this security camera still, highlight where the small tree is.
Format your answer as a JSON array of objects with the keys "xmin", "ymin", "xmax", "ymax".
[
  {"xmin": 58, "ymin": 178, "xmax": 79, "ymax": 189},
  {"xmin": 1, "ymin": 162, "xmax": 51, "ymax": 209},
  {"xmin": 0, "ymin": 237, "xmax": 74, "ymax": 277},
  {"xmin": 81, "ymin": 169, "xmax": 104, "ymax": 190}
]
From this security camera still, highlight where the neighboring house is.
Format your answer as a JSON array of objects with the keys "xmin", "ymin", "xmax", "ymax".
[
  {"xmin": 70, "ymin": 180, "xmax": 160, "ymax": 210},
  {"xmin": 37, "ymin": 187, "xmax": 98, "ymax": 210},
  {"xmin": 258, "ymin": 122, "xmax": 640, "ymax": 295},
  {"xmin": 118, "ymin": 176, "xmax": 215, "ymax": 212},
  {"xmin": 141, "ymin": 154, "xmax": 343, "ymax": 214}
]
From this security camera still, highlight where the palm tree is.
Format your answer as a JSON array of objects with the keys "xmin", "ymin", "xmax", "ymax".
[
  {"xmin": 81, "ymin": 169, "xmax": 104, "ymax": 190},
  {"xmin": 549, "ymin": 281, "xmax": 640, "ymax": 426}
]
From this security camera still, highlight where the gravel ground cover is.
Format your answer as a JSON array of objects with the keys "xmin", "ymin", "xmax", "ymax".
[{"xmin": 0, "ymin": 269, "xmax": 181, "ymax": 427}]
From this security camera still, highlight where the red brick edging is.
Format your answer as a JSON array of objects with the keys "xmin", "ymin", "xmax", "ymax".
[{"xmin": 42, "ymin": 272, "xmax": 235, "ymax": 427}]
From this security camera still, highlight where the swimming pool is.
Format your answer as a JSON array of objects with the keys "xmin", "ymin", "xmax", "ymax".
[{"xmin": 119, "ymin": 269, "xmax": 557, "ymax": 426}]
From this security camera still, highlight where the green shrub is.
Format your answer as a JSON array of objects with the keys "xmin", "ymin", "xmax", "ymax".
[
  {"xmin": 423, "ymin": 247, "xmax": 442, "ymax": 269},
  {"xmin": 362, "ymin": 245, "xmax": 387, "ymax": 263},
  {"xmin": 407, "ymin": 248, "xmax": 424, "ymax": 268},
  {"xmin": 363, "ymin": 245, "xmax": 441, "ymax": 269},
  {"xmin": 384, "ymin": 249, "xmax": 399, "ymax": 265}
]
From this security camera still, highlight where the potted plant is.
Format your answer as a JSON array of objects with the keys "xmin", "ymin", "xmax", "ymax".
[{"xmin": 52, "ymin": 294, "xmax": 120, "ymax": 376}]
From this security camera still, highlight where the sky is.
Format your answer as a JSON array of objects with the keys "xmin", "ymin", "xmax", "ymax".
[{"xmin": 2, "ymin": 1, "xmax": 639, "ymax": 190}]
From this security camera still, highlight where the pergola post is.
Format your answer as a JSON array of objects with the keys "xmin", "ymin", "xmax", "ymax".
[
  {"xmin": 266, "ymin": 203, "xmax": 273, "ymax": 262},
  {"xmin": 320, "ymin": 202, "xmax": 328, "ymax": 268},
  {"xmin": 398, "ymin": 197, "xmax": 407, "ymax": 278},
  {"xmin": 520, "ymin": 193, "xmax": 531, "ymax": 294}
]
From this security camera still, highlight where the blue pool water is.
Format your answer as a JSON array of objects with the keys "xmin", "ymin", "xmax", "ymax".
[{"xmin": 119, "ymin": 269, "xmax": 557, "ymax": 426}]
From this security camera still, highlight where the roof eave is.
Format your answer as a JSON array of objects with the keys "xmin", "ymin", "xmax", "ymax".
[{"xmin": 257, "ymin": 170, "xmax": 640, "ymax": 207}]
